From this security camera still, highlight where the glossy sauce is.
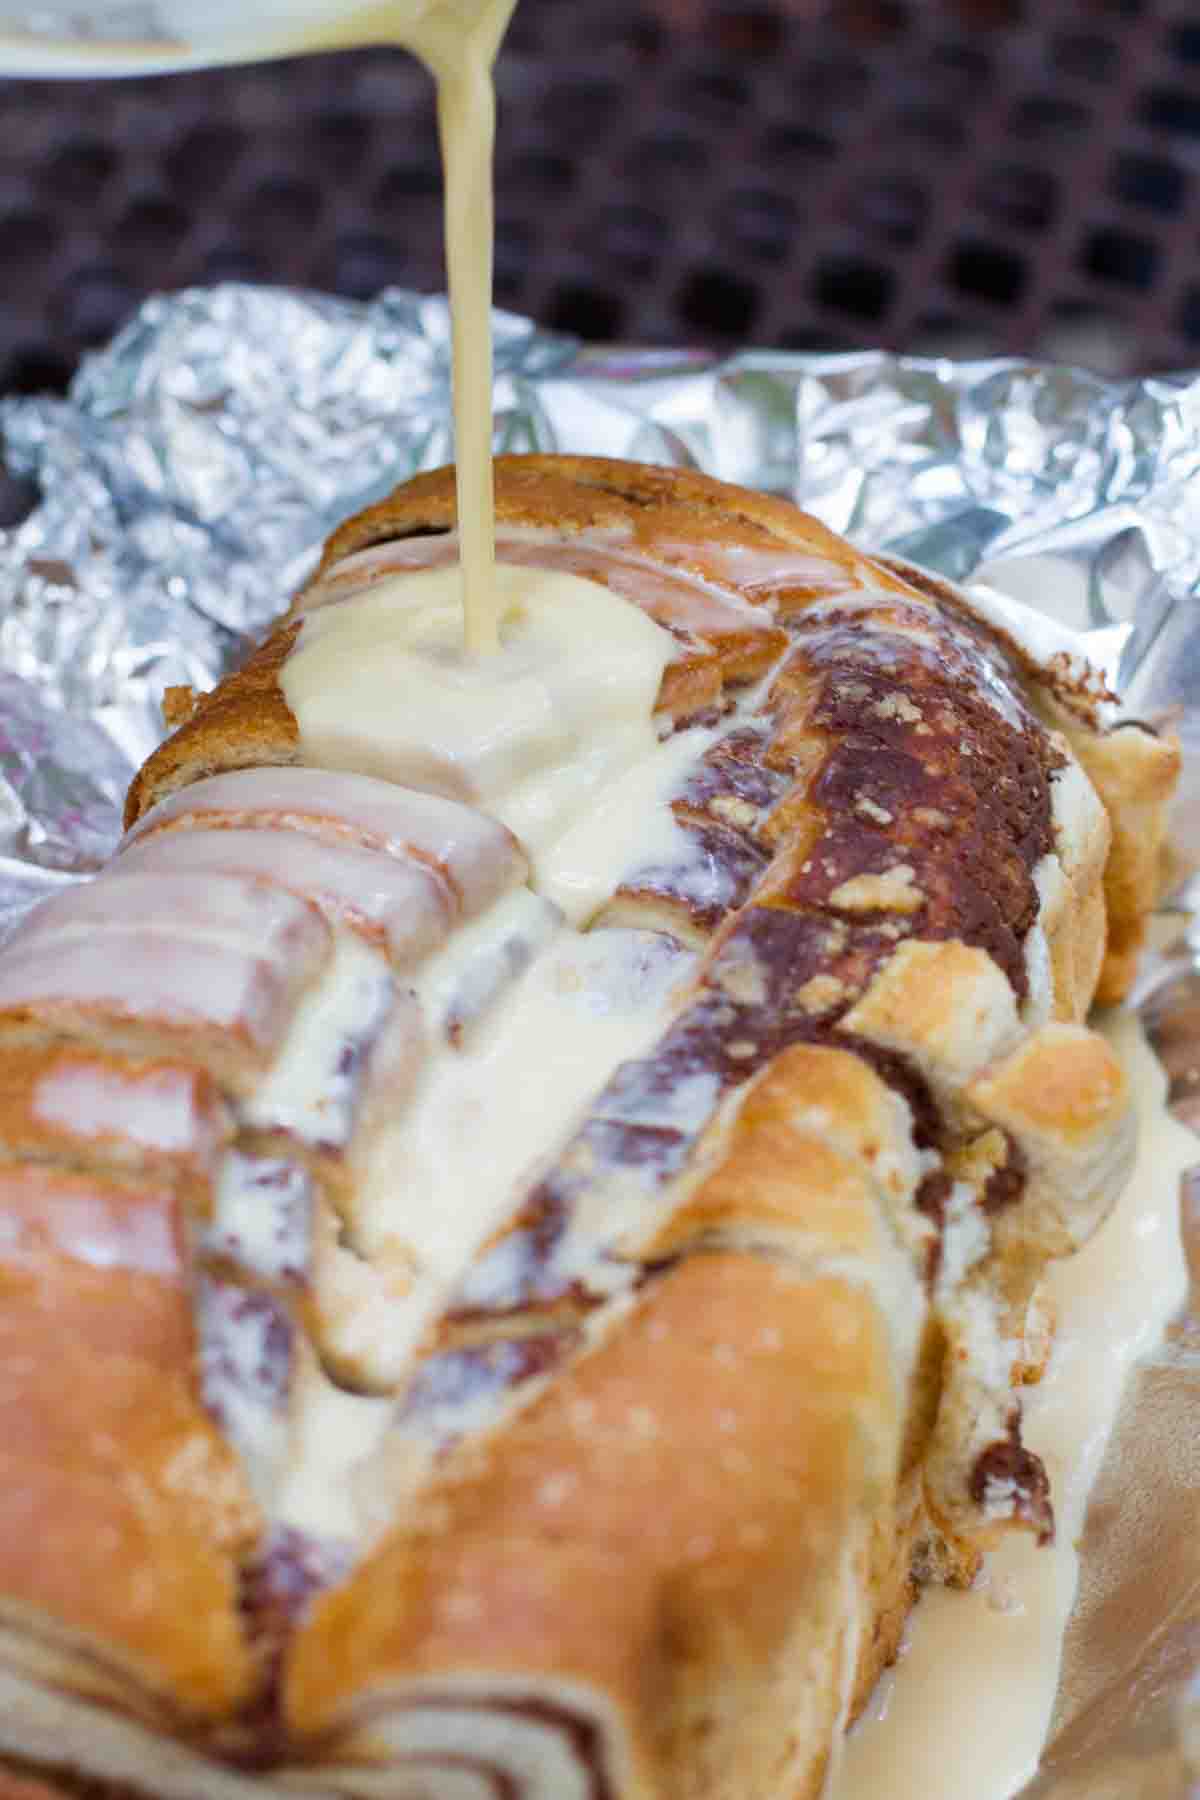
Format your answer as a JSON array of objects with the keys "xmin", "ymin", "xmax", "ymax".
[{"xmin": 279, "ymin": 561, "xmax": 678, "ymax": 912}]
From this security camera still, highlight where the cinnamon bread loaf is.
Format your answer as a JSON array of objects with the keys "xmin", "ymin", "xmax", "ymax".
[{"xmin": 0, "ymin": 457, "xmax": 1177, "ymax": 1798}]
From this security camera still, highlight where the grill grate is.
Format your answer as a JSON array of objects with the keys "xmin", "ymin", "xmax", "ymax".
[{"xmin": 0, "ymin": 0, "xmax": 1199, "ymax": 395}]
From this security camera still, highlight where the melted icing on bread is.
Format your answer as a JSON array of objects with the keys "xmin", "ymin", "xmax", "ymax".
[
  {"xmin": 0, "ymin": 463, "xmax": 1178, "ymax": 1796},
  {"xmin": 116, "ymin": 825, "xmax": 455, "ymax": 967}
]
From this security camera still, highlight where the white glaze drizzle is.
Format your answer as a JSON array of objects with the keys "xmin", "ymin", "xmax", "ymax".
[
  {"xmin": 0, "ymin": 1166, "xmax": 182, "ymax": 1277},
  {"xmin": 116, "ymin": 824, "xmax": 454, "ymax": 968},
  {"xmin": 244, "ymin": 931, "xmax": 419, "ymax": 1153},
  {"xmin": 32, "ymin": 1057, "xmax": 226, "ymax": 1160},
  {"xmin": 121, "ymin": 765, "xmax": 527, "ymax": 919},
  {"xmin": 0, "ymin": 935, "xmax": 324, "ymax": 1062},
  {"xmin": 201, "ymin": 1153, "xmax": 313, "ymax": 1288},
  {"xmin": 13, "ymin": 869, "xmax": 327, "ymax": 962},
  {"xmin": 413, "ymin": 886, "xmax": 561, "ymax": 1044},
  {"xmin": 279, "ymin": 562, "xmax": 678, "ymax": 926},
  {"xmin": 346, "ymin": 927, "xmax": 695, "ymax": 1381}
]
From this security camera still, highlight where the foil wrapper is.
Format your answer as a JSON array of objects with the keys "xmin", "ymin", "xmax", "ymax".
[{"xmin": 0, "ymin": 283, "xmax": 1198, "ymax": 1795}]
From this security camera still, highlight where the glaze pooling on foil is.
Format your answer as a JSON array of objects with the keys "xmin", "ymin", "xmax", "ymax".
[{"xmin": 833, "ymin": 1014, "xmax": 1196, "ymax": 1800}]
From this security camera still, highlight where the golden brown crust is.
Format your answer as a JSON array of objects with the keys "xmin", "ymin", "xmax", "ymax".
[
  {"xmin": 0, "ymin": 1162, "xmax": 262, "ymax": 1754},
  {"xmin": 0, "ymin": 1166, "xmax": 259, "ymax": 1721},
  {"xmin": 1059, "ymin": 717, "xmax": 1181, "ymax": 1004},
  {"xmin": 123, "ymin": 625, "xmax": 302, "ymax": 830},
  {"xmin": 0, "ymin": 1045, "xmax": 229, "ymax": 1205},
  {"xmin": 632, "ymin": 1041, "xmax": 922, "ymax": 1270},
  {"xmin": 847, "ymin": 1462, "xmax": 925, "ymax": 1725},
  {"xmin": 309, "ymin": 456, "xmax": 879, "ymax": 586},
  {"xmin": 287, "ymin": 1252, "xmax": 899, "ymax": 1798},
  {"xmin": 967, "ymin": 1023, "xmax": 1133, "ymax": 1260},
  {"xmin": 0, "ymin": 1763, "xmax": 155, "ymax": 1799},
  {"xmin": 0, "ymin": 1778, "xmax": 75, "ymax": 1800},
  {"xmin": 0, "ymin": 1332, "xmax": 255, "ymax": 1721}
]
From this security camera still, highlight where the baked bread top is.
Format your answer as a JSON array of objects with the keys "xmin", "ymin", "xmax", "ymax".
[{"xmin": 128, "ymin": 456, "xmax": 1176, "ymax": 1010}]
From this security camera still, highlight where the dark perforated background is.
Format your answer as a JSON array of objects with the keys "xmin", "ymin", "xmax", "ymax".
[{"xmin": 0, "ymin": 0, "xmax": 1198, "ymax": 403}]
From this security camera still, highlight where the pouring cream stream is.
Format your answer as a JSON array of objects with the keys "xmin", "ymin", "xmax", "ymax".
[{"xmin": 0, "ymin": 0, "xmax": 516, "ymax": 653}]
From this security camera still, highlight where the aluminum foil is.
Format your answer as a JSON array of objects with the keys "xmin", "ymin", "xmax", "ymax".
[{"xmin": 1, "ymin": 282, "xmax": 1198, "ymax": 1794}]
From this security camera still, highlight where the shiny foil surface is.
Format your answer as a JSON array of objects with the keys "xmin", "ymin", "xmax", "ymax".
[{"xmin": 0, "ymin": 283, "xmax": 1197, "ymax": 1794}]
